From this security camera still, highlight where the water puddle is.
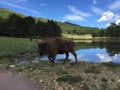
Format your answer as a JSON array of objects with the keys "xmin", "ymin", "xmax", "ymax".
[
  {"xmin": 34, "ymin": 48, "xmax": 120, "ymax": 63},
  {"xmin": 18, "ymin": 42, "xmax": 120, "ymax": 64}
]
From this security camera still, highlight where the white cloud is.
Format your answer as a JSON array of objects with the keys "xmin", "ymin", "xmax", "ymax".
[
  {"xmin": 63, "ymin": 5, "xmax": 91, "ymax": 21},
  {"xmin": 97, "ymin": 11, "xmax": 114, "ymax": 22},
  {"xmin": 0, "ymin": 1, "xmax": 40, "ymax": 14},
  {"xmin": 13, "ymin": 0, "xmax": 27, "ymax": 3},
  {"xmin": 91, "ymin": 6, "xmax": 103, "ymax": 15},
  {"xmin": 114, "ymin": 14, "xmax": 120, "ymax": 25},
  {"xmin": 67, "ymin": 5, "xmax": 91, "ymax": 17},
  {"xmin": 114, "ymin": 14, "xmax": 120, "ymax": 20},
  {"xmin": 40, "ymin": 3, "xmax": 47, "ymax": 7},
  {"xmin": 116, "ymin": 19, "xmax": 120, "ymax": 25},
  {"xmin": 17, "ymin": 0, "xmax": 27, "ymax": 2},
  {"xmin": 64, "ymin": 14, "xmax": 86, "ymax": 21},
  {"xmin": 98, "ymin": 13, "xmax": 120, "ymax": 27},
  {"xmin": 93, "ymin": 0, "xmax": 97, "ymax": 4},
  {"xmin": 109, "ymin": 0, "xmax": 120, "ymax": 10},
  {"xmin": 105, "ymin": 23, "xmax": 111, "ymax": 27}
]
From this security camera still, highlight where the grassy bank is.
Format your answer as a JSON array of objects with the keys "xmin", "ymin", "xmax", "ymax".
[
  {"xmin": 62, "ymin": 33, "xmax": 92, "ymax": 39},
  {"xmin": 62, "ymin": 34, "xmax": 120, "ymax": 43},
  {"xmin": 0, "ymin": 60, "xmax": 120, "ymax": 90}
]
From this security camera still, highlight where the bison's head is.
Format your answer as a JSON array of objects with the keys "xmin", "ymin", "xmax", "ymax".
[{"xmin": 38, "ymin": 42, "xmax": 46, "ymax": 56}]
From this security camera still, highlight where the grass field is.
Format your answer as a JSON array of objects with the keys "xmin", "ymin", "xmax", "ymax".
[
  {"xmin": 0, "ymin": 36, "xmax": 92, "ymax": 58},
  {"xmin": 62, "ymin": 33, "xmax": 92, "ymax": 39},
  {"xmin": 0, "ymin": 37, "xmax": 37, "ymax": 58}
]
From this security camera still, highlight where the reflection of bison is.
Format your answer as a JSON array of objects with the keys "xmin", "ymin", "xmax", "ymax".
[{"xmin": 38, "ymin": 37, "xmax": 77, "ymax": 66}]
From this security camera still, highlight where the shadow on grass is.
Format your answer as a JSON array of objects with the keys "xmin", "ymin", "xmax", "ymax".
[
  {"xmin": 56, "ymin": 70, "xmax": 68, "ymax": 76},
  {"xmin": 84, "ymin": 66, "xmax": 101, "ymax": 74},
  {"xmin": 56, "ymin": 74, "xmax": 84, "ymax": 84}
]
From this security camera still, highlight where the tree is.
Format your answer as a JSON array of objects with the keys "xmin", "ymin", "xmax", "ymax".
[
  {"xmin": 0, "ymin": 14, "xmax": 62, "ymax": 38},
  {"xmin": 99, "ymin": 29, "xmax": 106, "ymax": 37},
  {"xmin": 35, "ymin": 20, "xmax": 62, "ymax": 38},
  {"xmin": 35, "ymin": 20, "xmax": 46, "ymax": 38},
  {"xmin": 0, "ymin": 17, "xmax": 4, "ymax": 36},
  {"xmin": 23, "ymin": 16, "xmax": 35, "ymax": 38},
  {"xmin": 5, "ymin": 15, "xmax": 35, "ymax": 37},
  {"xmin": 6, "ymin": 14, "xmax": 24, "ymax": 37},
  {"xmin": 106, "ymin": 23, "xmax": 120, "ymax": 38},
  {"xmin": 46, "ymin": 20, "xmax": 61, "ymax": 37}
]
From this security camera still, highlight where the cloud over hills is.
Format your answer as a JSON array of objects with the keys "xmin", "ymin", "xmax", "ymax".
[{"xmin": 63, "ymin": 5, "xmax": 91, "ymax": 21}]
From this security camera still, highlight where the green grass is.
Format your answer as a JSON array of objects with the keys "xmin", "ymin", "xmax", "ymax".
[
  {"xmin": 62, "ymin": 33, "xmax": 92, "ymax": 39},
  {"xmin": 0, "ymin": 37, "xmax": 37, "ymax": 58},
  {"xmin": 0, "ymin": 36, "xmax": 92, "ymax": 58},
  {"xmin": 101, "ymin": 62, "xmax": 120, "ymax": 68}
]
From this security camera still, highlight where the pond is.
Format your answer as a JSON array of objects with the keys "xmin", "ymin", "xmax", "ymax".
[{"xmin": 36, "ymin": 42, "xmax": 120, "ymax": 63}]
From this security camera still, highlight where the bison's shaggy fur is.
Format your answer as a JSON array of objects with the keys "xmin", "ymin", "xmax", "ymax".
[{"xmin": 38, "ymin": 37, "xmax": 77, "ymax": 66}]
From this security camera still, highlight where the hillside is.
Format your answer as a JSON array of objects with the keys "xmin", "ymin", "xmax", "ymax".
[
  {"xmin": 0, "ymin": 8, "xmax": 99, "ymax": 35},
  {"xmin": 0, "ymin": 8, "xmax": 25, "ymax": 19}
]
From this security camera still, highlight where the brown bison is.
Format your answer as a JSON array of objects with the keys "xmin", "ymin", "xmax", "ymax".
[{"xmin": 38, "ymin": 37, "xmax": 77, "ymax": 66}]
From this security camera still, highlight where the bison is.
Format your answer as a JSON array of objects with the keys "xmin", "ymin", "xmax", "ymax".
[{"xmin": 38, "ymin": 37, "xmax": 77, "ymax": 66}]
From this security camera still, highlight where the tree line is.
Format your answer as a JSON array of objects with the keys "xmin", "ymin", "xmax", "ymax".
[
  {"xmin": 106, "ymin": 23, "xmax": 120, "ymax": 38},
  {"xmin": 88, "ymin": 23, "xmax": 120, "ymax": 38},
  {"xmin": 0, "ymin": 13, "xmax": 120, "ymax": 39},
  {"xmin": 65, "ymin": 22, "xmax": 120, "ymax": 38},
  {"xmin": 0, "ymin": 14, "xmax": 62, "ymax": 38}
]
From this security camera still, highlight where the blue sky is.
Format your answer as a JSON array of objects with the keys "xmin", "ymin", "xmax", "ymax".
[{"xmin": 0, "ymin": 0, "xmax": 120, "ymax": 28}]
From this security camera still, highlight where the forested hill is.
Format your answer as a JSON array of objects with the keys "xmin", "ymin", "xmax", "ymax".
[{"xmin": 0, "ymin": 8, "xmax": 100, "ymax": 37}]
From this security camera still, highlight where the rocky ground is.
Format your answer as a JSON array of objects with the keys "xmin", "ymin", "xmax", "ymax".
[{"xmin": 0, "ymin": 59, "xmax": 120, "ymax": 90}]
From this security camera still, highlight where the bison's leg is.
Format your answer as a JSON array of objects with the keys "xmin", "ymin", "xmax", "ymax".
[
  {"xmin": 71, "ymin": 51, "xmax": 77, "ymax": 63},
  {"xmin": 48, "ymin": 56, "xmax": 52, "ymax": 62},
  {"xmin": 63, "ymin": 52, "xmax": 69, "ymax": 64},
  {"xmin": 48, "ymin": 55, "xmax": 55, "ymax": 67},
  {"xmin": 50, "ymin": 57, "xmax": 55, "ymax": 67},
  {"xmin": 51, "ymin": 58, "xmax": 55, "ymax": 67},
  {"xmin": 65, "ymin": 52, "xmax": 69, "ymax": 60},
  {"xmin": 48, "ymin": 56, "xmax": 54, "ymax": 67}
]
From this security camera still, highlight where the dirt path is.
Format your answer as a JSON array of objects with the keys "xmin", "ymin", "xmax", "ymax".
[{"xmin": 0, "ymin": 71, "xmax": 42, "ymax": 90}]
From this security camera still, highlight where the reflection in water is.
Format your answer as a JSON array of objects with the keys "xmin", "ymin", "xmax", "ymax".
[{"xmin": 38, "ymin": 42, "xmax": 120, "ymax": 63}]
